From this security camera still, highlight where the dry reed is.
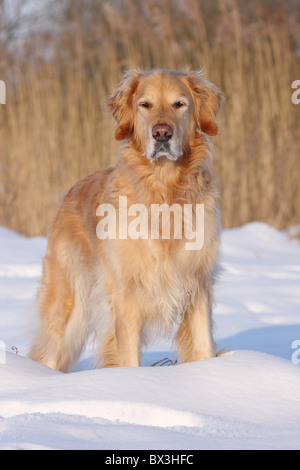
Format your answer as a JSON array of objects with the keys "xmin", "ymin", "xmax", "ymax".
[{"xmin": 0, "ymin": 0, "xmax": 299, "ymax": 236}]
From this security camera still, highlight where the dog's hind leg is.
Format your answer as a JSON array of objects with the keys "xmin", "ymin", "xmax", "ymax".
[{"xmin": 28, "ymin": 254, "xmax": 88, "ymax": 372}]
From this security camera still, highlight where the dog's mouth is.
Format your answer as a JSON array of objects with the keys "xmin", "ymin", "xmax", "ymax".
[{"xmin": 149, "ymin": 142, "xmax": 179, "ymax": 162}]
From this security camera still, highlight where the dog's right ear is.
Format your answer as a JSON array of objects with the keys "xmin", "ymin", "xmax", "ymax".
[{"xmin": 108, "ymin": 70, "xmax": 140, "ymax": 141}]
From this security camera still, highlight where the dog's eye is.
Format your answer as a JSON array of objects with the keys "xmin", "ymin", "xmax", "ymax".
[
  {"xmin": 139, "ymin": 102, "xmax": 152, "ymax": 109},
  {"xmin": 173, "ymin": 101, "xmax": 186, "ymax": 109}
]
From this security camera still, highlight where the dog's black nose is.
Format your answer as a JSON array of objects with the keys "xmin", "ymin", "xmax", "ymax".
[{"xmin": 152, "ymin": 123, "xmax": 173, "ymax": 142}]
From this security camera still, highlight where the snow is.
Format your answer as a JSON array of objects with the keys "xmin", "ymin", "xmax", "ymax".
[{"xmin": 0, "ymin": 222, "xmax": 300, "ymax": 450}]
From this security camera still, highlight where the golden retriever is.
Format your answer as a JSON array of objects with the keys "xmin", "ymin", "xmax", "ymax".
[{"xmin": 29, "ymin": 69, "xmax": 224, "ymax": 371}]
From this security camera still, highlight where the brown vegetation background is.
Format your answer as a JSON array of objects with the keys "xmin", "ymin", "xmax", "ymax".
[{"xmin": 0, "ymin": 0, "xmax": 299, "ymax": 236}]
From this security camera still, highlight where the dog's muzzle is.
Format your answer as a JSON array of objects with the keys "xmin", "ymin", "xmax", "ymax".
[{"xmin": 150, "ymin": 123, "xmax": 177, "ymax": 160}]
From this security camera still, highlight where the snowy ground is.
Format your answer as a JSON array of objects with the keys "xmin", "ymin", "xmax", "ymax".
[{"xmin": 0, "ymin": 223, "xmax": 300, "ymax": 450}]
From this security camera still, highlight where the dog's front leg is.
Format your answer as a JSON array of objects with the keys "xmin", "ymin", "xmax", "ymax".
[
  {"xmin": 176, "ymin": 285, "xmax": 216, "ymax": 363},
  {"xmin": 114, "ymin": 295, "xmax": 142, "ymax": 367}
]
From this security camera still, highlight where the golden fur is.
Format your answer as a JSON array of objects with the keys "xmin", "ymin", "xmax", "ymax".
[{"xmin": 29, "ymin": 69, "xmax": 224, "ymax": 371}]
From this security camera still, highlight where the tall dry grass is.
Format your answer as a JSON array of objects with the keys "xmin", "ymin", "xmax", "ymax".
[{"xmin": 0, "ymin": 0, "xmax": 299, "ymax": 236}]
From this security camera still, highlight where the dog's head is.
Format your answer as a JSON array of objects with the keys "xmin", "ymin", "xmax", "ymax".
[{"xmin": 109, "ymin": 69, "xmax": 223, "ymax": 162}]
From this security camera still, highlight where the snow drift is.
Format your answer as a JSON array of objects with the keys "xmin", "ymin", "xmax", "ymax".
[{"xmin": 0, "ymin": 223, "xmax": 300, "ymax": 449}]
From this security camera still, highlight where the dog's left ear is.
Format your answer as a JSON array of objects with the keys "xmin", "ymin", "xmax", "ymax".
[
  {"xmin": 186, "ymin": 70, "xmax": 224, "ymax": 136},
  {"xmin": 108, "ymin": 70, "xmax": 140, "ymax": 141}
]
